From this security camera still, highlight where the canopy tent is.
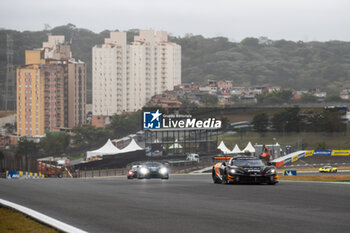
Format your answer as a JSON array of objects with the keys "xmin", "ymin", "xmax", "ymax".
[
  {"xmin": 243, "ymin": 142, "xmax": 255, "ymax": 153},
  {"xmin": 217, "ymin": 141, "xmax": 231, "ymax": 154},
  {"xmin": 86, "ymin": 139, "xmax": 121, "ymax": 160},
  {"xmin": 169, "ymin": 140, "xmax": 183, "ymax": 149},
  {"xmin": 120, "ymin": 138, "xmax": 144, "ymax": 153},
  {"xmin": 154, "ymin": 138, "xmax": 160, "ymax": 143},
  {"xmin": 230, "ymin": 144, "xmax": 242, "ymax": 154}
]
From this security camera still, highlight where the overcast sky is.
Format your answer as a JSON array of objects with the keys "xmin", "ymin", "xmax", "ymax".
[{"xmin": 1, "ymin": 0, "xmax": 349, "ymax": 42}]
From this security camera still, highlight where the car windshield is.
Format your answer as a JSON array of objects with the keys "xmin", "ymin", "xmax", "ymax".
[
  {"xmin": 323, "ymin": 166, "xmax": 331, "ymax": 168},
  {"xmin": 143, "ymin": 162, "xmax": 162, "ymax": 167},
  {"xmin": 230, "ymin": 159, "xmax": 265, "ymax": 167}
]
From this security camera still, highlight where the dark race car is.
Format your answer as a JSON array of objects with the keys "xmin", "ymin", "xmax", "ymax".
[
  {"xmin": 212, "ymin": 156, "xmax": 278, "ymax": 185},
  {"xmin": 127, "ymin": 162, "xmax": 169, "ymax": 179}
]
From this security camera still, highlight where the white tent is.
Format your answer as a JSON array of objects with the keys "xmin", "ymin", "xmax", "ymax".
[
  {"xmin": 217, "ymin": 141, "xmax": 231, "ymax": 154},
  {"xmin": 120, "ymin": 138, "xmax": 144, "ymax": 153},
  {"xmin": 230, "ymin": 144, "xmax": 242, "ymax": 154},
  {"xmin": 86, "ymin": 139, "xmax": 121, "ymax": 159},
  {"xmin": 169, "ymin": 140, "xmax": 183, "ymax": 149},
  {"xmin": 243, "ymin": 142, "xmax": 255, "ymax": 153},
  {"xmin": 154, "ymin": 138, "xmax": 160, "ymax": 143}
]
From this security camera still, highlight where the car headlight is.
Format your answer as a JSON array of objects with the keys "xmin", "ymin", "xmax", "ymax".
[
  {"xmin": 268, "ymin": 169, "xmax": 276, "ymax": 174},
  {"xmin": 140, "ymin": 167, "xmax": 149, "ymax": 174},
  {"xmin": 228, "ymin": 169, "xmax": 236, "ymax": 174},
  {"xmin": 159, "ymin": 167, "xmax": 168, "ymax": 175}
]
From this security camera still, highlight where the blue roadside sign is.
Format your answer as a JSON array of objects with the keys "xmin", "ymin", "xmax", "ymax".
[{"xmin": 283, "ymin": 170, "xmax": 297, "ymax": 176}]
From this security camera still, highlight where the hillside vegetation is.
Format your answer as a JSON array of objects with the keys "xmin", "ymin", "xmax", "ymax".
[{"xmin": 1, "ymin": 24, "xmax": 350, "ymax": 103}]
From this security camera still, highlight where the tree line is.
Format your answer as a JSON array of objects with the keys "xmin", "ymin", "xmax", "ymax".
[{"xmin": 252, "ymin": 106, "xmax": 346, "ymax": 134}]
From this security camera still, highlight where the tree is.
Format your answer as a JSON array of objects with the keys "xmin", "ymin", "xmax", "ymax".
[
  {"xmin": 180, "ymin": 98, "xmax": 199, "ymax": 110},
  {"xmin": 259, "ymin": 90, "xmax": 294, "ymax": 104},
  {"xmin": 272, "ymin": 107, "xmax": 301, "ymax": 132},
  {"xmin": 72, "ymin": 125, "xmax": 112, "ymax": 147},
  {"xmin": 16, "ymin": 140, "xmax": 38, "ymax": 156},
  {"xmin": 219, "ymin": 117, "xmax": 229, "ymax": 130},
  {"xmin": 41, "ymin": 133, "xmax": 70, "ymax": 154},
  {"xmin": 230, "ymin": 95, "xmax": 240, "ymax": 104},
  {"xmin": 325, "ymin": 94, "xmax": 342, "ymax": 102},
  {"xmin": 108, "ymin": 111, "xmax": 142, "ymax": 139},
  {"xmin": 199, "ymin": 94, "xmax": 218, "ymax": 106},
  {"xmin": 300, "ymin": 93, "xmax": 318, "ymax": 103},
  {"xmin": 252, "ymin": 113, "xmax": 269, "ymax": 134},
  {"xmin": 241, "ymin": 38, "xmax": 260, "ymax": 47}
]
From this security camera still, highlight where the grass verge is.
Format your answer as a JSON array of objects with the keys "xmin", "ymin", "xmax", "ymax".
[{"xmin": 0, "ymin": 206, "xmax": 57, "ymax": 233}]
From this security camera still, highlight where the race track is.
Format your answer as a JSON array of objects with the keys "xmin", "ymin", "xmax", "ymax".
[{"xmin": 0, "ymin": 175, "xmax": 350, "ymax": 233}]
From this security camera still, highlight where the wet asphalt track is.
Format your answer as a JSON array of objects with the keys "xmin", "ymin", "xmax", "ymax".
[{"xmin": 0, "ymin": 174, "xmax": 350, "ymax": 233}]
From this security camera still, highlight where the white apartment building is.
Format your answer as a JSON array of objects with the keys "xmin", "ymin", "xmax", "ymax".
[{"xmin": 92, "ymin": 30, "xmax": 181, "ymax": 116}]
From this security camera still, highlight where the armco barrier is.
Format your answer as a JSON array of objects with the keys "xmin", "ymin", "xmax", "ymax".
[
  {"xmin": 284, "ymin": 157, "xmax": 292, "ymax": 165},
  {"xmin": 272, "ymin": 149, "xmax": 349, "ymax": 167},
  {"xmin": 272, "ymin": 151, "xmax": 307, "ymax": 167},
  {"xmin": 292, "ymin": 154, "xmax": 298, "ymax": 162},
  {"xmin": 298, "ymin": 152, "xmax": 305, "ymax": 160}
]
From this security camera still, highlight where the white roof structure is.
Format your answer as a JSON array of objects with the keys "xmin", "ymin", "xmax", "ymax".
[
  {"xmin": 169, "ymin": 140, "xmax": 183, "ymax": 149},
  {"xmin": 243, "ymin": 142, "xmax": 255, "ymax": 153},
  {"xmin": 231, "ymin": 144, "xmax": 242, "ymax": 154},
  {"xmin": 86, "ymin": 139, "xmax": 122, "ymax": 159},
  {"xmin": 154, "ymin": 138, "xmax": 160, "ymax": 143},
  {"xmin": 217, "ymin": 141, "xmax": 231, "ymax": 154},
  {"xmin": 120, "ymin": 139, "xmax": 144, "ymax": 153}
]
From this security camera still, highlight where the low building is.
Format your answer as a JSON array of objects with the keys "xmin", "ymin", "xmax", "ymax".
[
  {"xmin": 91, "ymin": 115, "xmax": 111, "ymax": 128},
  {"xmin": 217, "ymin": 80, "xmax": 233, "ymax": 91},
  {"xmin": 174, "ymin": 83, "xmax": 199, "ymax": 91},
  {"xmin": 340, "ymin": 89, "xmax": 350, "ymax": 100},
  {"xmin": 199, "ymin": 86, "xmax": 217, "ymax": 94}
]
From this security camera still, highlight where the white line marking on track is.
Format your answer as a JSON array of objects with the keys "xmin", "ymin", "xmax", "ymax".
[{"xmin": 0, "ymin": 199, "xmax": 87, "ymax": 233}]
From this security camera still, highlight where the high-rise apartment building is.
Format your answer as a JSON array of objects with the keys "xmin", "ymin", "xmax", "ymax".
[
  {"xmin": 17, "ymin": 50, "xmax": 65, "ymax": 136},
  {"xmin": 16, "ymin": 36, "xmax": 86, "ymax": 137},
  {"xmin": 68, "ymin": 60, "xmax": 86, "ymax": 128},
  {"xmin": 92, "ymin": 30, "xmax": 181, "ymax": 118}
]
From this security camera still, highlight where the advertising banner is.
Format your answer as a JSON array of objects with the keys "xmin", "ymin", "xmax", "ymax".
[
  {"xmin": 7, "ymin": 171, "xmax": 20, "ymax": 179},
  {"xmin": 298, "ymin": 152, "xmax": 305, "ymax": 160},
  {"xmin": 331, "ymin": 150, "xmax": 350, "ymax": 156},
  {"xmin": 283, "ymin": 170, "xmax": 297, "ymax": 176},
  {"xmin": 305, "ymin": 150, "xmax": 314, "ymax": 157},
  {"xmin": 292, "ymin": 155, "xmax": 298, "ymax": 162},
  {"xmin": 284, "ymin": 157, "xmax": 292, "ymax": 165},
  {"xmin": 313, "ymin": 150, "xmax": 332, "ymax": 156}
]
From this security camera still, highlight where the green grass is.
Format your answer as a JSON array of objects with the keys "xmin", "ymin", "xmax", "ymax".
[
  {"xmin": 217, "ymin": 131, "xmax": 350, "ymax": 150},
  {"xmin": 0, "ymin": 206, "xmax": 57, "ymax": 233}
]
